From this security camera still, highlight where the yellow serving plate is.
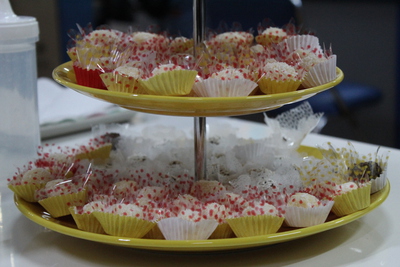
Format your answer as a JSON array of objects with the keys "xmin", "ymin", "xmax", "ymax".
[
  {"xmin": 13, "ymin": 183, "xmax": 389, "ymax": 252},
  {"xmin": 52, "ymin": 62, "xmax": 344, "ymax": 117},
  {"xmin": 14, "ymin": 145, "xmax": 389, "ymax": 252}
]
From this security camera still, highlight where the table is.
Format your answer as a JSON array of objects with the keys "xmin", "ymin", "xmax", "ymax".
[{"xmin": 0, "ymin": 115, "xmax": 398, "ymax": 267}]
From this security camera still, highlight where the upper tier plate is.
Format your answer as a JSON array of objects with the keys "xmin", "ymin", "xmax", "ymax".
[{"xmin": 52, "ymin": 61, "xmax": 344, "ymax": 117}]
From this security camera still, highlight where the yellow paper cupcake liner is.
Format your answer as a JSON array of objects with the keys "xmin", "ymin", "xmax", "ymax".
[
  {"xmin": 258, "ymin": 77, "xmax": 301, "ymax": 95},
  {"xmin": 143, "ymin": 224, "xmax": 165, "ymax": 239},
  {"xmin": 92, "ymin": 212, "xmax": 156, "ymax": 238},
  {"xmin": 209, "ymin": 223, "xmax": 235, "ymax": 239},
  {"xmin": 69, "ymin": 207, "xmax": 105, "ymax": 234},
  {"xmin": 332, "ymin": 183, "xmax": 371, "ymax": 217},
  {"xmin": 8, "ymin": 183, "xmax": 45, "ymax": 203},
  {"xmin": 75, "ymin": 143, "xmax": 112, "ymax": 165},
  {"xmin": 139, "ymin": 69, "xmax": 197, "ymax": 96},
  {"xmin": 38, "ymin": 190, "xmax": 88, "ymax": 218},
  {"xmin": 226, "ymin": 215, "xmax": 285, "ymax": 237},
  {"xmin": 100, "ymin": 73, "xmax": 148, "ymax": 94}
]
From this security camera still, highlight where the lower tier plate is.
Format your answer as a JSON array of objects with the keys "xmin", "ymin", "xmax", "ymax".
[{"xmin": 14, "ymin": 181, "xmax": 389, "ymax": 252}]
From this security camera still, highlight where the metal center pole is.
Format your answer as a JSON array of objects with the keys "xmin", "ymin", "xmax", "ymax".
[
  {"xmin": 194, "ymin": 117, "xmax": 207, "ymax": 180},
  {"xmin": 193, "ymin": 0, "xmax": 206, "ymax": 181}
]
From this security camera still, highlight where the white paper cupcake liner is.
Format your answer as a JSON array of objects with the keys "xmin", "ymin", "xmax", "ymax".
[
  {"xmin": 233, "ymin": 141, "xmax": 270, "ymax": 164},
  {"xmin": 302, "ymin": 55, "xmax": 337, "ymax": 88},
  {"xmin": 157, "ymin": 217, "xmax": 218, "ymax": 240},
  {"xmin": 284, "ymin": 201, "xmax": 334, "ymax": 227},
  {"xmin": 192, "ymin": 78, "xmax": 258, "ymax": 97},
  {"xmin": 371, "ymin": 170, "xmax": 387, "ymax": 194},
  {"xmin": 282, "ymin": 35, "xmax": 321, "ymax": 53}
]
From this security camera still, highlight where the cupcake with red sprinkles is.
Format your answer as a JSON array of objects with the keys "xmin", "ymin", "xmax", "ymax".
[
  {"xmin": 192, "ymin": 67, "xmax": 258, "ymax": 97},
  {"xmin": 284, "ymin": 192, "xmax": 334, "ymax": 227},
  {"xmin": 93, "ymin": 203, "xmax": 156, "ymax": 238},
  {"xmin": 257, "ymin": 61, "xmax": 303, "ymax": 94},
  {"xmin": 139, "ymin": 63, "xmax": 198, "ymax": 96},
  {"xmin": 226, "ymin": 200, "xmax": 284, "ymax": 237}
]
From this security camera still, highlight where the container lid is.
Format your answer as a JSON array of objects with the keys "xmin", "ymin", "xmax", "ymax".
[{"xmin": 0, "ymin": 0, "xmax": 39, "ymax": 42}]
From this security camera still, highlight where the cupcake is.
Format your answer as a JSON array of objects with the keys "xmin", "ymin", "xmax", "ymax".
[
  {"xmin": 226, "ymin": 200, "xmax": 284, "ymax": 237},
  {"xmin": 157, "ymin": 209, "xmax": 218, "ymax": 240},
  {"xmin": 192, "ymin": 67, "xmax": 258, "ymax": 97},
  {"xmin": 69, "ymin": 28, "xmax": 130, "ymax": 89},
  {"xmin": 278, "ymin": 35, "xmax": 322, "ymax": 57},
  {"xmin": 100, "ymin": 63, "xmax": 147, "ymax": 94},
  {"xmin": 347, "ymin": 150, "xmax": 389, "ymax": 194},
  {"xmin": 168, "ymin": 36, "xmax": 194, "ymax": 54},
  {"xmin": 203, "ymin": 202, "xmax": 235, "ymax": 239},
  {"xmin": 284, "ymin": 192, "xmax": 334, "ymax": 227},
  {"xmin": 331, "ymin": 182, "xmax": 371, "ymax": 217},
  {"xmin": 256, "ymin": 27, "xmax": 288, "ymax": 47},
  {"xmin": 139, "ymin": 64, "xmax": 197, "ymax": 96},
  {"xmin": 69, "ymin": 200, "xmax": 108, "ymax": 234},
  {"xmin": 74, "ymin": 143, "xmax": 112, "ymax": 165},
  {"xmin": 208, "ymin": 31, "xmax": 254, "ymax": 54},
  {"xmin": 189, "ymin": 180, "xmax": 226, "ymax": 202},
  {"xmin": 258, "ymin": 62, "xmax": 302, "ymax": 94},
  {"xmin": 8, "ymin": 167, "xmax": 53, "ymax": 202},
  {"xmin": 37, "ymin": 179, "xmax": 88, "ymax": 218},
  {"xmin": 302, "ymin": 55, "xmax": 337, "ymax": 88},
  {"xmin": 110, "ymin": 180, "xmax": 139, "ymax": 203},
  {"xmin": 93, "ymin": 203, "xmax": 156, "ymax": 238}
]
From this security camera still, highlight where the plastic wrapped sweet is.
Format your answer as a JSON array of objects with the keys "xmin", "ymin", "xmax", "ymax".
[
  {"xmin": 7, "ymin": 145, "xmax": 77, "ymax": 202},
  {"xmin": 226, "ymin": 200, "xmax": 284, "ymax": 237},
  {"xmin": 69, "ymin": 196, "xmax": 117, "ymax": 234},
  {"xmin": 157, "ymin": 209, "xmax": 219, "ymax": 240},
  {"xmin": 93, "ymin": 203, "xmax": 156, "ymax": 238},
  {"xmin": 8, "ymin": 168, "xmax": 53, "ymax": 202},
  {"xmin": 192, "ymin": 67, "xmax": 258, "ymax": 97},
  {"xmin": 284, "ymin": 192, "xmax": 334, "ymax": 227},
  {"xmin": 36, "ymin": 178, "xmax": 88, "ymax": 218},
  {"xmin": 255, "ymin": 27, "xmax": 288, "ymax": 47},
  {"xmin": 257, "ymin": 61, "xmax": 303, "ymax": 94},
  {"xmin": 100, "ymin": 63, "xmax": 148, "ymax": 94},
  {"xmin": 139, "ymin": 63, "xmax": 198, "ymax": 96},
  {"xmin": 331, "ymin": 182, "xmax": 372, "ymax": 216},
  {"xmin": 317, "ymin": 141, "xmax": 389, "ymax": 194}
]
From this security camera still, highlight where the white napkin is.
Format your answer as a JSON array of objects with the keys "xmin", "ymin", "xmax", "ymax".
[{"xmin": 38, "ymin": 77, "xmax": 119, "ymax": 125}]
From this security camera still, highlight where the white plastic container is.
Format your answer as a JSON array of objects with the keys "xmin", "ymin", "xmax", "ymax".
[{"xmin": 0, "ymin": 0, "xmax": 40, "ymax": 182}]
